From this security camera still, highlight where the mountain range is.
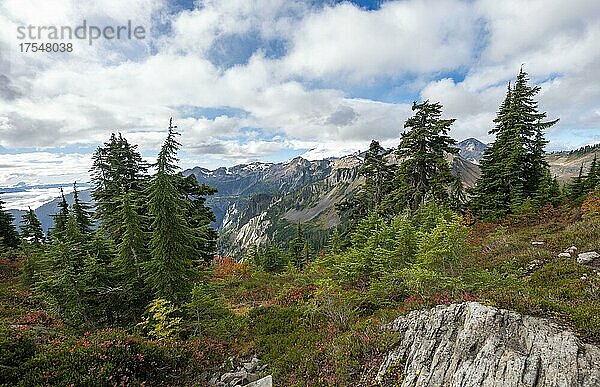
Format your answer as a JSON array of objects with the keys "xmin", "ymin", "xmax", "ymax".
[{"xmin": 7, "ymin": 139, "xmax": 600, "ymax": 255}]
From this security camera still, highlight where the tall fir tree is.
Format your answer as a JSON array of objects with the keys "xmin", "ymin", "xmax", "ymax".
[
  {"xmin": 113, "ymin": 188, "xmax": 148, "ymax": 282},
  {"xmin": 0, "ymin": 193, "xmax": 19, "ymax": 248},
  {"xmin": 357, "ymin": 140, "xmax": 393, "ymax": 210},
  {"xmin": 328, "ymin": 228, "xmax": 342, "ymax": 254},
  {"xmin": 585, "ymin": 154, "xmax": 599, "ymax": 191},
  {"xmin": 91, "ymin": 133, "xmax": 149, "ymax": 241},
  {"xmin": 259, "ymin": 242, "xmax": 286, "ymax": 273},
  {"xmin": 449, "ymin": 173, "xmax": 467, "ymax": 211},
  {"xmin": 145, "ymin": 119, "xmax": 199, "ymax": 302},
  {"xmin": 568, "ymin": 163, "xmax": 587, "ymax": 200},
  {"xmin": 386, "ymin": 100, "xmax": 458, "ymax": 212},
  {"xmin": 288, "ymin": 223, "xmax": 307, "ymax": 269},
  {"xmin": 179, "ymin": 174, "xmax": 218, "ymax": 263},
  {"xmin": 20, "ymin": 207, "xmax": 44, "ymax": 245},
  {"xmin": 469, "ymin": 69, "xmax": 558, "ymax": 218},
  {"xmin": 72, "ymin": 182, "xmax": 94, "ymax": 234},
  {"xmin": 49, "ymin": 188, "xmax": 70, "ymax": 240}
]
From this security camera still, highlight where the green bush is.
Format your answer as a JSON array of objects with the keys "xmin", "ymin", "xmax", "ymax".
[
  {"xmin": 16, "ymin": 329, "xmax": 207, "ymax": 386},
  {"xmin": 137, "ymin": 298, "xmax": 182, "ymax": 340},
  {"xmin": 0, "ymin": 324, "xmax": 37, "ymax": 384}
]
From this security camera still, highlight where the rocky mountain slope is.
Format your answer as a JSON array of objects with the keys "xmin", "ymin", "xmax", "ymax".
[
  {"xmin": 376, "ymin": 302, "xmax": 600, "ymax": 387},
  {"xmin": 457, "ymin": 138, "xmax": 488, "ymax": 164},
  {"xmin": 547, "ymin": 144, "xmax": 600, "ymax": 182},
  {"xmin": 185, "ymin": 155, "xmax": 364, "ymax": 254}
]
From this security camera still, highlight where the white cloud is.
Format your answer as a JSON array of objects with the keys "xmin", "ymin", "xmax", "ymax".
[
  {"xmin": 0, "ymin": 0, "xmax": 599, "ymax": 199},
  {"xmin": 0, "ymin": 152, "xmax": 92, "ymax": 187},
  {"xmin": 282, "ymin": 0, "xmax": 478, "ymax": 80}
]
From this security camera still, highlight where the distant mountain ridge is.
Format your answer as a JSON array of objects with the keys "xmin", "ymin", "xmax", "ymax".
[
  {"xmin": 9, "ymin": 189, "xmax": 93, "ymax": 234},
  {"xmin": 7, "ymin": 139, "xmax": 600, "ymax": 254}
]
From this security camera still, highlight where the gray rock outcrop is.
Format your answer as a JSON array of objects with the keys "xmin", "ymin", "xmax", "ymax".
[
  {"xmin": 376, "ymin": 302, "xmax": 600, "ymax": 386},
  {"xmin": 209, "ymin": 357, "xmax": 269, "ymax": 387},
  {"xmin": 577, "ymin": 252, "xmax": 600, "ymax": 264}
]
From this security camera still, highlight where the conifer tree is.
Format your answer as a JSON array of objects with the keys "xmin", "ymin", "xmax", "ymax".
[
  {"xmin": 288, "ymin": 223, "xmax": 307, "ymax": 269},
  {"xmin": 585, "ymin": 154, "xmax": 599, "ymax": 191},
  {"xmin": 328, "ymin": 228, "xmax": 342, "ymax": 254},
  {"xmin": 113, "ymin": 188, "xmax": 148, "ymax": 282},
  {"xmin": 358, "ymin": 140, "xmax": 393, "ymax": 210},
  {"xmin": 146, "ymin": 119, "xmax": 198, "ymax": 302},
  {"xmin": 72, "ymin": 182, "xmax": 94, "ymax": 234},
  {"xmin": 469, "ymin": 84, "xmax": 517, "ymax": 218},
  {"xmin": 469, "ymin": 69, "xmax": 558, "ymax": 218},
  {"xmin": 20, "ymin": 207, "xmax": 44, "ymax": 245},
  {"xmin": 91, "ymin": 133, "xmax": 149, "ymax": 241},
  {"xmin": 0, "ymin": 193, "xmax": 19, "ymax": 248},
  {"xmin": 568, "ymin": 163, "xmax": 587, "ymax": 200},
  {"xmin": 49, "ymin": 188, "xmax": 69, "ymax": 240},
  {"xmin": 179, "ymin": 174, "xmax": 218, "ymax": 263},
  {"xmin": 260, "ymin": 243, "xmax": 286, "ymax": 273},
  {"xmin": 386, "ymin": 100, "xmax": 458, "ymax": 212},
  {"xmin": 450, "ymin": 173, "xmax": 466, "ymax": 211},
  {"xmin": 535, "ymin": 169, "xmax": 563, "ymax": 206}
]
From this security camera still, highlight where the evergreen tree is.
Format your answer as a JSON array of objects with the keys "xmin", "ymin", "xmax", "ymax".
[
  {"xmin": 179, "ymin": 174, "xmax": 218, "ymax": 263},
  {"xmin": 568, "ymin": 163, "xmax": 587, "ymax": 200},
  {"xmin": 357, "ymin": 140, "xmax": 393, "ymax": 210},
  {"xmin": 301, "ymin": 241, "xmax": 311, "ymax": 268},
  {"xmin": 449, "ymin": 174, "xmax": 466, "ymax": 211},
  {"xmin": 91, "ymin": 133, "xmax": 149, "ymax": 241},
  {"xmin": 535, "ymin": 169, "xmax": 563, "ymax": 206},
  {"xmin": 328, "ymin": 228, "xmax": 342, "ymax": 254},
  {"xmin": 469, "ymin": 69, "xmax": 558, "ymax": 218},
  {"xmin": 38, "ymin": 213, "xmax": 89, "ymax": 326},
  {"xmin": 246, "ymin": 244, "xmax": 260, "ymax": 266},
  {"xmin": 585, "ymin": 154, "xmax": 599, "ymax": 191},
  {"xmin": 469, "ymin": 84, "xmax": 517, "ymax": 218},
  {"xmin": 49, "ymin": 188, "xmax": 69, "ymax": 240},
  {"xmin": 20, "ymin": 207, "xmax": 44, "ymax": 245},
  {"xmin": 288, "ymin": 223, "xmax": 307, "ymax": 269},
  {"xmin": 145, "ymin": 119, "xmax": 198, "ymax": 302},
  {"xmin": 72, "ymin": 182, "xmax": 94, "ymax": 234},
  {"xmin": 260, "ymin": 243, "xmax": 286, "ymax": 273},
  {"xmin": 513, "ymin": 69, "xmax": 558, "ymax": 196},
  {"xmin": 0, "ymin": 193, "xmax": 19, "ymax": 248},
  {"xmin": 113, "ymin": 188, "xmax": 148, "ymax": 283},
  {"xmin": 386, "ymin": 100, "xmax": 458, "ymax": 212}
]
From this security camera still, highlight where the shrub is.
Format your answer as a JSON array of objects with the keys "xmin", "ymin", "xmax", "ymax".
[
  {"xmin": 212, "ymin": 256, "xmax": 251, "ymax": 280},
  {"xmin": 0, "ymin": 324, "xmax": 37, "ymax": 384},
  {"xmin": 582, "ymin": 190, "xmax": 600, "ymax": 218},
  {"xmin": 185, "ymin": 282, "xmax": 235, "ymax": 338},
  {"xmin": 16, "ymin": 329, "xmax": 209, "ymax": 386},
  {"xmin": 137, "ymin": 298, "xmax": 182, "ymax": 340}
]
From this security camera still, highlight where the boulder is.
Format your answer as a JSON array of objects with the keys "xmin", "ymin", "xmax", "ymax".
[
  {"xmin": 531, "ymin": 241, "xmax": 545, "ymax": 246},
  {"xmin": 376, "ymin": 302, "xmax": 600, "ymax": 386},
  {"xmin": 567, "ymin": 246, "xmax": 578, "ymax": 255},
  {"xmin": 244, "ymin": 375, "xmax": 272, "ymax": 387},
  {"xmin": 558, "ymin": 252, "xmax": 571, "ymax": 258},
  {"xmin": 221, "ymin": 371, "xmax": 247, "ymax": 384},
  {"xmin": 578, "ymin": 251, "xmax": 600, "ymax": 264}
]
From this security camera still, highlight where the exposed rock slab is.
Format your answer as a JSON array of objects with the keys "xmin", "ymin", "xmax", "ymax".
[
  {"xmin": 578, "ymin": 252, "xmax": 600, "ymax": 264},
  {"xmin": 376, "ymin": 302, "xmax": 600, "ymax": 386}
]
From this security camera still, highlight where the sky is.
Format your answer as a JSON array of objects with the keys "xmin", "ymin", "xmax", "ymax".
[{"xmin": 1, "ymin": 0, "xmax": 600, "ymax": 208}]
